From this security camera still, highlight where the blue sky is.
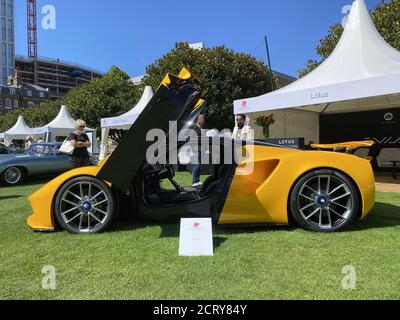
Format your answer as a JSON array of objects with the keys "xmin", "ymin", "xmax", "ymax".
[{"xmin": 14, "ymin": 0, "xmax": 382, "ymax": 77}]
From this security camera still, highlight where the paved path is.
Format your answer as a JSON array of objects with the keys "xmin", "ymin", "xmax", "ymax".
[{"xmin": 375, "ymin": 175, "xmax": 400, "ymax": 193}]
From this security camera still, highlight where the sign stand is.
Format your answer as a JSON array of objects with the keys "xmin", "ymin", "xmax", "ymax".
[{"xmin": 179, "ymin": 218, "xmax": 214, "ymax": 256}]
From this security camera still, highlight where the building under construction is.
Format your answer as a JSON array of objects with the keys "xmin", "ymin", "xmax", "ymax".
[
  {"xmin": 19, "ymin": 0, "xmax": 103, "ymax": 99},
  {"xmin": 15, "ymin": 55, "xmax": 103, "ymax": 99},
  {"xmin": 0, "ymin": 0, "xmax": 102, "ymax": 107}
]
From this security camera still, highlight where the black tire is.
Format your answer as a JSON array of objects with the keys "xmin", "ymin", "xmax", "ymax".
[
  {"xmin": 1, "ymin": 167, "xmax": 25, "ymax": 186},
  {"xmin": 289, "ymin": 169, "xmax": 359, "ymax": 232},
  {"xmin": 54, "ymin": 176, "xmax": 116, "ymax": 234}
]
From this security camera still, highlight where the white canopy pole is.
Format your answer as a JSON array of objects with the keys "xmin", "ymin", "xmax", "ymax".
[
  {"xmin": 90, "ymin": 129, "xmax": 98, "ymax": 154},
  {"xmin": 4, "ymin": 135, "xmax": 11, "ymax": 146},
  {"xmin": 99, "ymin": 127, "xmax": 110, "ymax": 160}
]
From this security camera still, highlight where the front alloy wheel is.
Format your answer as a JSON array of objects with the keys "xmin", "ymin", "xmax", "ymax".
[
  {"xmin": 54, "ymin": 177, "xmax": 116, "ymax": 234},
  {"xmin": 2, "ymin": 167, "xmax": 24, "ymax": 185},
  {"xmin": 290, "ymin": 169, "xmax": 359, "ymax": 232}
]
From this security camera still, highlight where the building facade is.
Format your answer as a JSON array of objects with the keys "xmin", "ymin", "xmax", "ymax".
[
  {"xmin": 15, "ymin": 55, "xmax": 103, "ymax": 99},
  {"xmin": 0, "ymin": 0, "xmax": 101, "ymax": 99},
  {"xmin": 0, "ymin": 0, "xmax": 14, "ymax": 85},
  {"xmin": 0, "ymin": 73, "xmax": 49, "ymax": 114},
  {"xmin": 274, "ymin": 70, "xmax": 297, "ymax": 88}
]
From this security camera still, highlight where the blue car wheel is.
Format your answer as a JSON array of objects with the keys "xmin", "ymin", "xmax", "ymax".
[{"xmin": 1, "ymin": 167, "xmax": 24, "ymax": 186}]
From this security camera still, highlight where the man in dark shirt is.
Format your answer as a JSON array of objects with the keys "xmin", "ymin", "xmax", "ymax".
[
  {"xmin": 192, "ymin": 115, "xmax": 205, "ymax": 187},
  {"xmin": 68, "ymin": 120, "xmax": 92, "ymax": 169}
]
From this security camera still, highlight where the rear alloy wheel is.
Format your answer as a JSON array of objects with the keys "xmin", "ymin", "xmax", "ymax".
[
  {"xmin": 2, "ymin": 167, "xmax": 24, "ymax": 186},
  {"xmin": 54, "ymin": 177, "xmax": 116, "ymax": 234},
  {"xmin": 290, "ymin": 169, "xmax": 359, "ymax": 232}
]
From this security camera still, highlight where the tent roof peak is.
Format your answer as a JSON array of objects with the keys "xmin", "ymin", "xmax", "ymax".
[
  {"xmin": 101, "ymin": 85, "xmax": 154, "ymax": 129},
  {"xmin": 234, "ymin": 0, "xmax": 400, "ymax": 115},
  {"xmin": 283, "ymin": 0, "xmax": 400, "ymax": 92},
  {"xmin": 47, "ymin": 105, "xmax": 75, "ymax": 128},
  {"xmin": 122, "ymin": 86, "xmax": 154, "ymax": 117},
  {"xmin": 7, "ymin": 115, "xmax": 32, "ymax": 133}
]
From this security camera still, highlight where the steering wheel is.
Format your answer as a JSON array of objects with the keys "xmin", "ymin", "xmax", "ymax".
[
  {"xmin": 144, "ymin": 164, "xmax": 181, "ymax": 191},
  {"xmin": 146, "ymin": 164, "xmax": 174, "ymax": 181},
  {"xmin": 168, "ymin": 164, "xmax": 175, "ymax": 178}
]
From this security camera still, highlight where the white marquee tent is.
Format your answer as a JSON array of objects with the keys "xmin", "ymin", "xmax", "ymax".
[
  {"xmin": 99, "ymin": 86, "xmax": 154, "ymax": 160},
  {"xmin": 2, "ymin": 116, "xmax": 36, "ymax": 146},
  {"xmin": 34, "ymin": 105, "xmax": 95, "ymax": 139},
  {"xmin": 33, "ymin": 105, "xmax": 97, "ymax": 153},
  {"xmin": 234, "ymin": 0, "xmax": 400, "ymax": 143}
]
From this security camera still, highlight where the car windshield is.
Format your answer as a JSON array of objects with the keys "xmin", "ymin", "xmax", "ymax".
[{"xmin": 26, "ymin": 144, "xmax": 58, "ymax": 155}]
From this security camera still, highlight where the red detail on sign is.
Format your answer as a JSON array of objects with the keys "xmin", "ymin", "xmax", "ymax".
[
  {"xmin": 193, "ymin": 222, "xmax": 200, "ymax": 228},
  {"xmin": 242, "ymin": 100, "xmax": 247, "ymax": 108}
]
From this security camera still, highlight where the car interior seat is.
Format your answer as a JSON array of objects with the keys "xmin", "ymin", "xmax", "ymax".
[{"xmin": 199, "ymin": 165, "xmax": 229, "ymax": 196}]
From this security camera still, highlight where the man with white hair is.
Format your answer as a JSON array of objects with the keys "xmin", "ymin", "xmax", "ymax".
[{"xmin": 68, "ymin": 119, "xmax": 92, "ymax": 169}]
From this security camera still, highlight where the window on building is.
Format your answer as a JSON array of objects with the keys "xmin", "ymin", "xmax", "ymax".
[
  {"xmin": 27, "ymin": 101, "xmax": 34, "ymax": 107},
  {"xmin": 2, "ymin": 68, "xmax": 7, "ymax": 84},
  {"xmin": 5, "ymin": 98, "xmax": 11, "ymax": 109},
  {"xmin": 7, "ymin": 19, "xmax": 12, "ymax": 42},
  {"xmin": 9, "ymin": 88, "xmax": 15, "ymax": 95},
  {"xmin": 26, "ymin": 90, "xmax": 32, "ymax": 97},
  {"xmin": 39, "ymin": 91, "xmax": 45, "ymax": 98},
  {"xmin": 1, "ymin": 1, "xmax": 6, "ymax": 15},
  {"xmin": 13, "ymin": 99, "xmax": 18, "ymax": 108},
  {"xmin": 8, "ymin": 43, "xmax": 13, "ymax": 66},
  {"xmin": 1, "ymin": 43, "xmax": 6, "ymax": 66},
  {"xmin": 7, "ymin": 2, "xmax": 13, "ymax": 17},
  {"xmin": 1, "ymin": 18, "xmax": 5, "ymax": 41}
]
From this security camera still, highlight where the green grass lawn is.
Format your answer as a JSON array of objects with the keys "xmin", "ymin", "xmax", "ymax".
[{"xmin": 0, "ymin": 174, "xmax": 399, "ymax": 300}]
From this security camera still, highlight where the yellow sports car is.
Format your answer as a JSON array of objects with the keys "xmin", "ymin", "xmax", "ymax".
[{"xmin": 27, "ymin": 68, "xmax": 375, "ymax": 234}]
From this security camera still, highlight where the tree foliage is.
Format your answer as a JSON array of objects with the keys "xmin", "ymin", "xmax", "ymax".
[
  {"xmin": 298, "ymin": 0, "xmax": 400, "ymax": 77},
  {"xmin": 142, "ymin": 43, "xmax": 276, "ymax": 130},
  {"xmin": 0, "ymin": 66, "xmax": 140, "ymax": 140},
  {"xmin": 1, "ymin": 45, "xmax": 276, "ymax": 137}
]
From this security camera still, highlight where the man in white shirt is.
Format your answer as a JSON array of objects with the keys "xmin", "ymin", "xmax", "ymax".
[{"xmin": 232, "ymin": 114, "xmax": 254, "ymax": 140}]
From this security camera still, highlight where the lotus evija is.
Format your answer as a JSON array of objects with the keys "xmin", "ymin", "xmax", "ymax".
[{"xmin": 27, "ymin": 68, "xmax": 375, "ymax": 234}]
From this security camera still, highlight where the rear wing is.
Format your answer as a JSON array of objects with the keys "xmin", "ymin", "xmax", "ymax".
[
  {"xmin": 311, "ymin": 140, "xmax": 375, "ymax": 152},
  {"xmin": 311, "ymin": 140, "xmax": 375, "ymax": 161}
]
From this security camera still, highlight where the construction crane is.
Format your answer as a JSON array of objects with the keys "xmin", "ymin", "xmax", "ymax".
[{"xmin": 27, "ymin": 0, "xmax": 37, "ymax": 60}]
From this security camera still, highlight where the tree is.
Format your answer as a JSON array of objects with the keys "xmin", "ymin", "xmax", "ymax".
[
  {"xmin": 142, "ymin": 43, "xmax": 276, "ymax": 130},
  {"xmin": 0, "ymin": 66, "xmax": 140, "ymax": 141},
  {"xmin": 64, "ymin": 66, "xmax": 140, "ymax": 130},
  {"xmin": 0, "ymin": 100, "xmax": 60, "ymax": 133},
  {"xmin": 298, "ymin": 0, "xmax": 400, "ymax": 77}
]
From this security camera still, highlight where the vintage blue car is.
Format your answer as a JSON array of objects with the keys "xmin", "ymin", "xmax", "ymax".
[
  {"xmin": 0, "ymin": 143, "xmax": 98, "ymax": 186},
  {"xmin": 0, "ymin": 144, "xmax": 8, "ymax": 155},
  {"xmin": 0, "ymin": 143, "xmax": 24, "ymax": 155}
]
